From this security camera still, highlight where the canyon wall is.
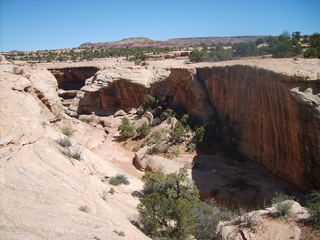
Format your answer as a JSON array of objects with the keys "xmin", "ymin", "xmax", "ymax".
[
  {"xmin": 63, "ymin": 64, "xmax": 320, "ymax": 190},
  {"xmin": 197, "ymin": 66, "xmax": 320, "ymax": 190}
]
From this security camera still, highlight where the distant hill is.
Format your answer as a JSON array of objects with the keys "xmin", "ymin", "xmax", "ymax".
[{"xmin": 78, "ymin": 36, "xmax": 264, "ymax": 49}]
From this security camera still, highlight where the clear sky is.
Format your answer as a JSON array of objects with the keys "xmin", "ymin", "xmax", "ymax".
[{"xmin": 1, "ymin": 0, "xmax": 319, "ymax": 52}]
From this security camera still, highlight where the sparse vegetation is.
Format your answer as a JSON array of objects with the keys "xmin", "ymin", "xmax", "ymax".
[
  {"xmin": 109, "ymin": 174, "xmax": 130, "ymax": 186},
  {"xmin": 109, "ymin": 187, "xmax": 115, "ymax": 194},
  {"xmin": 61, "ymin": 125, "xmax": 74, "ymax": 137},
  {"xmin": 113, "ymin": 230, "xmax": 125, "ymax": 237},
  {"xmin": 57, "ymin": 137, "xmax": 72, "ymax": 147},
  {"xmin": 271, "ymin": 192, "xmax": 295, "ymax": 217},
  {"xmin": 307, "ymin": 190, "xmax": 320, "ymax": 227},
  {"xmin": 136, "ymin": 122, "xmax": 151, "ymax": 138},
  {"xmin": 79, "ymin": 205, "xmax": 90, "ymax": 213}
]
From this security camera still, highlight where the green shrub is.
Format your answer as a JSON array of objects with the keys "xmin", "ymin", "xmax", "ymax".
[
  {"xmin": 275, "ymin": 201, "xmax": 293, "ymax": 217},
  {"xmin": 186, "ymin": 143, "xmax": 197, "ymax": 152},
  {"xmin": 133, "ymin": 146, "xmax": 141, "ymax": 152},
  {"xmin": 143, "ymin": 94, "xmax": 158, "ymax": 111},
  {"xmin": 172, "ymin": 121, "xmax": 185, "ymax": 142},
  {"xmin": 271, "ymin": 192, "xmax": 295, "ymax": 204},
  {"xmin": 109, "ymin": 174, "xmax": 130, "ymax": 186},
  {"xmin": 147, "ymin": 144, "xmax": 168, "ymax": 155},
  {"xmin": 61, "ymin": 125, "xmax": 74, "ymax": 137},
  {"xmin": 147, "ymin": 131, "xmax": 162, "ymax": 144},
  {"xmin": 160, "ymin": 108, "xmax": 174, "ymax": 120},
  {"xmin": 192, "ymin": 202, "xmax": 222, "ymax": 239},
  {"xmin": 307, "ymin": 190, "xmax": 320, "ymax": 227},
  {"xmin": 168, "ymin": 149, "xmax": 180, "ymax": 157},
  {"xmin": 136, "ymin": 122, "xmax": 151, "ymax": 138},
  {"xmin": 271, "ymin": 192, "xmax": 294, "ymax": 217},
  {"xmin": 138, "ymin": 169, "xmax": 199, "ymax": 239},
  {"xmin": 118, "ymin": 117, "xmax": 136, "ymax": 139},
  {"xmin": 79, "ymin": 205, "xmax": 90, "ymax": 213},
  {"xmin": 57, "ymin": 137, "xmax": 71, "ymax": 147}
]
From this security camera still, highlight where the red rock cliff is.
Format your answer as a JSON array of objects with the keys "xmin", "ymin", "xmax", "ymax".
[{"xmin": 197, "ymin": 66, "xmax": 320, "ymax": 190}]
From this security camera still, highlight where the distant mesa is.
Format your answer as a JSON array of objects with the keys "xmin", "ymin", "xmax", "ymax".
[{"xmin": 78, "ymin": 36, "xmax": 264, "ymax": 49}]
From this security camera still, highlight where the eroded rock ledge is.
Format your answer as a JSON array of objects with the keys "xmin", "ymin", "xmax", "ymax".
[{"xmin": 66, "ymin": 64, "xmax": 320, "ymax": 190}]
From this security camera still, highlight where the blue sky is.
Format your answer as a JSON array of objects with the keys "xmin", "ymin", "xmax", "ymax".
[{"xmin": 1, "ymin": 0, "xmax": 319, "ymax": 52}]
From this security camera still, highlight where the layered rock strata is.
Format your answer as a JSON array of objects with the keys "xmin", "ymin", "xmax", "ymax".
[{"xmin": 197, "ymin": 66, "xmax": 320, "ymax": 190}]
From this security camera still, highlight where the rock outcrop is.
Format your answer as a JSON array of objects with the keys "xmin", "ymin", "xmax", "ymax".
[
  {"xmin": 49, "ymin": 67, "xmax": 99, "ymax": 90},
  {"xmin": 169, "ymin": 68, "xmax": 214, "ymax": 122},
  {"xmin": 217, "ymin": 200, "xmax": 310, "ymax": 240},
  {"xmin": 0, "ymin": 65, "xmax": 150, "ymax": 240},
  {"xmin": 67, "ymin": 68, "xmax": 171, "ymax": 116},
  {"xmin": 197, "ymin": 66, "xmax": 320, "ymax": 190}
]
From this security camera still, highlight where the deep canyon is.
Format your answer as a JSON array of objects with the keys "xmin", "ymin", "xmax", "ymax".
[
  {"xmin": 50, "ymin": 61, "xmax": 320, "ymax": 191},
  {"xmin": 1, "ymin": 57, "xmax": 320, "ymax": 239}
]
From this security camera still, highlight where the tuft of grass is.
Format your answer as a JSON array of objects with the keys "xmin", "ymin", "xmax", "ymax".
[
  {"xmin": 234, "ymin": 212, "xmax": 259, "ymax": 230},
  {"xmin": 275, "ymin": 201, "xmax": 293, "ymax": 217},
  {"xmin": 113, "ymin": 230, "xmax": 125, "ymax": 237},
  {"xmin": 61, "ymin": 125, "xmax": 74, "ymax": 137},
  {"xmin": 271, "ymin": 192, "xmax": 295, "ymax": 217},
  {"xmin": 109, "ymin": 188, "xmax": 115, "ymax": 194},
  {"xmin": 168, "ymin": 149, "xmax": 180, "ymax": 158},
  {"xmin": 57, "ymin": 137, "xmax": 71, "ymax": 147},
  {"xmin": 79, "ymin": 205, "xmax": 90, "ymax": 213},
  {"xmin": 109, "ymin": 174, "xmax": 130, "ymax": 186}
]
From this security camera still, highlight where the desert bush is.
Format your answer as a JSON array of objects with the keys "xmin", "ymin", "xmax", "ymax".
[
  {"xmin": 79, "ymin": 205, "xmax": 90, "ymax": 213},
  {"xmin": 147, "ymin": 144, "xmax": 168, "ymax": 155},
  {"xmin": 160, "ymin": 108, "xmax": 174, "ymax": 120},
  {"xmin": 109, "ymin": 187, "xmax": 115, "ymax": 194},
  {"xmin": 271, "ymin": 192, "xmax": 295, "ymax": 204},
  {"xmin": 57, "ymin": 137, "xmax": 72, "ymax": 147},
  {"xmin": 68, "ymin": 145, "xmax": 82, "ymax": 160},
  {"xmin": 168, "ymin": 149, "xmax": 180, "ymax": 158},
  {"xmin": 143, "ymin": 94, "xmax": 158, "ymax": 111},
  {"xmin": 109, "ymin": 174, "xmax": 130, "ymax": 186},
  {"xmin": 234, "ymin": 212, "xmax": 259, "ymax": 230},
  {"xmin": 133, "ymin": 146, "xmax": 141, "ymax": 152},
  {"xmin": 118, "ymin": 117, "xmax": 136, "ymax": 139},
  {"xmin": 186, "ymin": 143, "xmax": 197, "ymax": 152},
  {"xmin": 172, "ymin": 121, "xmax": 185, "ymax": 142},
  {"xmin": 61, "ymin": 125, "xmax": 74, "ymax": 137},
  {"xmin": 307, "ymin": 190, "xmax": 320, "ymax": 227},
  {"xmin": 138, "ymin": 169, "xmax": 199, "ymax": 239},
  {"xmin": 147, "ymin": 131, "xmax": 162, "ymax": 144},
  {"xmin": 275, "ymin": 201, "xmax": 293, "ymax": 217},
  {"xmin": 113, "ymin": 230, "xmax": 125, "ymax": 237},
  {"xmin": 136, "ymin": 122, "xmax": 151, "ymax": 138},
  {"xmin": 271, "ymin": 192, "xmax": 295, "ymax": 217}
]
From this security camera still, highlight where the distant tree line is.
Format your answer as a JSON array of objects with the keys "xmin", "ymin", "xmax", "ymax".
[
  {"xmin": 4, "ymin": 31, "xmax": 320, "ymax": 63},
  {"xmin": 3, "ymin": 47, "xmax": 178, "ymax": 63},
  {"xmin": 189, "ymin": 31, "xmax": 320, "ymax": 62}
]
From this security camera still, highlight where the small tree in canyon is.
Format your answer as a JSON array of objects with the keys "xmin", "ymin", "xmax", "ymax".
[
  {"xmin": 118, "ymin": 117, "xmax": 136, "ymax": 139},
  {"xmin": 138, "ymin": 169, "xmax": 199, "ymax": 239}
]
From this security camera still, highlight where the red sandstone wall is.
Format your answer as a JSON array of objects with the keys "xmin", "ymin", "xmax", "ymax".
[{"xmin": 197, "ymin": 66, "xmax": 320, "ymax": 190}]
